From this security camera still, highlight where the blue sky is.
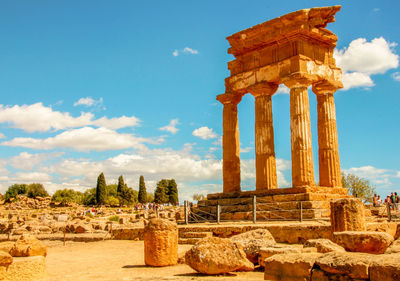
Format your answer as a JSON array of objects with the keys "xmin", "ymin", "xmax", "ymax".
[{"xmin": 0, "ymin": 1, "xmax": 399, "ymax": 201}]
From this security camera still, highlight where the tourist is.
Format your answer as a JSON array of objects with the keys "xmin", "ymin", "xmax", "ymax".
[
  {"xmin": 373, "ymin": 194, "xmax": 378, "ymax": 207},
  {"xmin": 377, "ymin": 195, "xmax": 382, "ymax": 206}
]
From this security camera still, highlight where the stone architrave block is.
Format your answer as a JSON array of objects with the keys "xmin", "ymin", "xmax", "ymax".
[{"xmin": 144, "ymin": 218, "xmax": 178, "ymax": 267}]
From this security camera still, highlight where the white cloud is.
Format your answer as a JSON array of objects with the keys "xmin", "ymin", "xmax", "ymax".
[
  {"xmin": 192, "ymin": 127, "xmax": 218, "ymax": 140},
  {"xmin": 2, "ymin": 127, "xmax": 150, "ymax": 152},
  {"xmin": 343, "ymin": 165, "xmax": 399, "ymax": 186},
  {"xmin": 0, "ymin": 133, "xmax": 5, "ymax": 139},
  {"xmin": 74, "ymin": 97, "xmax": 104, "ymax": 108},
  {"xmin": 13, "ymin": 172, "xmax": 53, "ymax": 182},
  {"xmin": 392, "ymin": 72, "xmax": 400, "ymax": 82},
  {"xmin": 0, "ymin": 103, "xmax": 139, "ymax": 132},
  {"xmin": 159, "ymin": 118, "xmax": 179, "ymax": 134},
  {"xmin": 92, "ymin": 116, "xmax": 140, "ymax": 129},
  {"xmin": 240, "ymin": 147, "xmax": 252, "ymax": 153},
  {"xmin": 342, "ymin": 72, "xmax": 374, "ymax": 90},
  {"xmin": 373, "ymin": 8, "xmax": 380, "ymax": 12},
  {"xmin": 183, "ymin": 47, "xmax": 199, "ymax": 55},
  {"xmin": 334, "ymin": 37, "xmax": 399, "ymax": 90},
  {"xmin": 172, "ymin": 47, "xmax": 199, "ymax": 57},
  {"xmin": 10, "ymin": 152, "xmax": 63, "ymax": 170},
  {"xmin": 276, "ymin": 84, "xmax": 290, "ymax": 94}
]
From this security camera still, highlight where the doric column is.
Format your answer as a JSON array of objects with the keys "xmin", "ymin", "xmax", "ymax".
[
  {"xmin": 249, "ymin": 83, "xmax": 278, "ymax": 190},
  {"xmin": 217, "ymin": 93, "xmax": 243, "ymax": 193},
  {"xmin": 312, "ymin": 83, "xmax": 342, "ymax": 187},
  {"xmin": 284, "ymin": 79, "xmax": 315, "ymax": 187}
]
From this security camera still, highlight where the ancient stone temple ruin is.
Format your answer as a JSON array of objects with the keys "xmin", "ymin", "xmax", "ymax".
[{"xmin": 195, "ymin": 6, "xmax": 351, "ymax": 220}]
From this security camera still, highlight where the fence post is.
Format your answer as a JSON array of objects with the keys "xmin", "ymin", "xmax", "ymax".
[
  {"xmin": 253, "ymin": 196, "xmax": 257, "ymax": 224},
  {"xmin": 184, "ymin": 200, "xmax": 189, "ymax": 224},
  {"xmin": 217, "ymin": 204, "xmax": 220, "ymax": 224},
  {"xmin": 387, "ymin": 203, "xmax": 392, "ymax": 222},
  {"xmin": 299, "ymin": 201, "xmax": 303, "ymax": 222}
]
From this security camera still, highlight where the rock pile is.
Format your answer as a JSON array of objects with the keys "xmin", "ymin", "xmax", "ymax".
[{"xmin": 4, "ymin": 196, "xmax": 52, "ymax": 210}]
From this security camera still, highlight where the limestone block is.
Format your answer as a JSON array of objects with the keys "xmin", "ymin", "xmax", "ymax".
[
  {"xmin": 0, "ymin": 251, "xmax": 12, "ymax": 267},
  {"xmin": 330, "ymin": 198, "xmax": 366, "ymax": 233},
  {"xmin": 304, "ymin": 239, "xmax": 345, "ymax": 253},
  {"xmin": 385, "ymin": 239, "xmax": 400, "ymax": 254},
  {"xmin": 333, "ymin": 231, "xmax": 393, "ymax": 254},
  {"xmin": 3, "ymin": 256, "xmax": 46, "ymax": 281},
  {"xmin": 264, "ymin": 253, "xmax": 322, "ymax": 281},
  {"xmin": 258, "ymin": 245, "xmax": 302, "ymax": 268},
  {"xmin": 231, "ymin": 229, "xmax": 276, "ymax": 264},
  {"xmin": 315, "ymin": 252, "xmax": 371, "ymax": 279},
  {"xmin": 369, "ymin": 253, "xmax": 400, "ymax": 281},
  {"xmin": 185, "ymin": 237, "xmax": 254, "ymax": 274},
  {"xmin": 144, "ymin": 218, "xmax": 178, "ymax": 266},
  {"xmin": 9, "ymin": 234, "xmax": 47, "ymax": 257},
  {"xmin": 0, "ymin": 242, "xmax": 15, "ymax": 254}
]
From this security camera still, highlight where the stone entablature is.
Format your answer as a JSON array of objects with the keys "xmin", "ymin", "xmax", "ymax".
[{"xmin": 217, "ymin": 6, "xmax": 343, "ymax": 193}]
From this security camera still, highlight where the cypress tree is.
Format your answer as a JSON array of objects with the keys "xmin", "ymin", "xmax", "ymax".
[
  {"xmin": 167, "ymin": 179, "xmax": 178, "ymax": 205},
  {"xmin": 154, "ymin": 179, "xmax": 168, "ymax": 204},
  {"xmin": 138, "ymin": 175, "xmax": 147, "ymax": 203},
  {"xmin": 117, "ymin": 175, "xmax": 125, "ymax": 195},
  {"xmin": 96, "ymin": 172, "xmax": 107, "ymax": 205}
]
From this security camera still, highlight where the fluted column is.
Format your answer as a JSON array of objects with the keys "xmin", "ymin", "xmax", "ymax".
[
  {"xmin": 217, "ymin": 93, "xmax": 243, "ymax": 193},
  {"xmin": 312, "ymin": 83, "xmax": 342, "ymax": 187},
  {"xmin": 284, "ymin": 80, "xmax": 315, "ymax": 187},
  {"xmin": 249, "ymin": 83, "xmax": 278, "ymax": 190}
]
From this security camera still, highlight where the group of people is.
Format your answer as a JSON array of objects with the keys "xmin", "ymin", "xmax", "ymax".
[
  {"xmin": 373, "ymin": 193, "xmax": 400, "ymax": 211},
  {"xmin": 134, "ymin": 202, "xmax": 165, "ymax": 212}
]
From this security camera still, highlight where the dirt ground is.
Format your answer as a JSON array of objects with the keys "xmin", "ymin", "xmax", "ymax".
[{"xmin": 44, "ymin": 240, "xmax": 264, "ymax": 281}]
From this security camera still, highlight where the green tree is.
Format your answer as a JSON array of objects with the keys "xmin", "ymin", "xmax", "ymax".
[
  {"xmin": 193, "ymin": 193, "xmax": 206, "ymax": 202},
  {"xmin": 82, "ymin": 188, "xmax": 97, "ymax": 206},
  {"xmin": 342, "ymin": 173, "xmax": 376, "ymax": 203},
  {"xmin": 4, "ymin": 184, "xmax": 27, "ymax": 202},
  {"xmin": 27, "ymin": 183, "xmax": 49, "ymax": 198},
  {"xmin": 154, "ymin": 179, "xmax": 169, "ymax": 204},
  {"xmin": 96, "ymin": 173, "xmax": 107, "ymax": 205},
  {"xmin": 52, "ymin": 189, "xmax": 84, "ymax": 204},
  {"xmin": 167, "ymin": 179, "xmax": 178, "ymax": 205},
  {"xmin": 117, "ymin": 175, "xmax": 125, "ymax": 195},
  {"xmin": 138, "ymin": 175, "xmax": 147, "ymax": 203},
  {"xmin": 146, "ymin": 193, "xmax": 154, "ymax": 203}
]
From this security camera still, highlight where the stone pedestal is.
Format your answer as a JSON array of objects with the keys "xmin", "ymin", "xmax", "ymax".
[
  {"xmin": 144, "ymin": 218, "xmax": 178, "ymax": 266},
  {"xmin": 313, "ymin": 83, "xmax": 341, "ymax": 187},
  {"xmin": 330, "ymin": 198, "xmax": 366, "ymax": 233},
  {"xmin": 217, "ymin": 93, "xmax": 243, "ymax": 193},
  {"xmin": 285, "ymin": 80, "xmax": 315, "ymax": 187}
]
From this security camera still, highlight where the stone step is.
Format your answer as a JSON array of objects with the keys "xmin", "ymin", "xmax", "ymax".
[
  {"xmin": 179, "ymin": 231, "xmax": 213, "ymax": 238},
  {"xmin": 194, "ymin": 200, "xmax": 331, "ymax": 215},
  {"xmin": 178, "ymin": 237, "xmax": 201, "ymax": 245},
  {"xmin": 198, "ymin": 193, "xmax": 349, "ymax": 207},
  {"xmin": 220, "ymin": 209, "xmax": 330, "ymax": 221}
]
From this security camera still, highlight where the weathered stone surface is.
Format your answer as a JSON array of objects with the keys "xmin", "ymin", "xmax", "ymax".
[
  {"xmin": 369, "ymin": 253, "xmax": 400, "ymax": 281},
  {"xmin": 315, "ymin": 251, "xmax": 372, "ymax": 279},
  {"xmin": 74, "ymin": 223, "xmax": 91, "ymax": 234},
  {"xmin": 264, "ymin": 253, "xmax": 322, "ymax": 281},
  {"xmin": 367, "ymin": 221, "xmax": 398, "ymax": 238},
  {"xmin": 0, "ymin": 251, "xmax": 12, "ymax": 267},
  {"xmin": 258, "ymin": 245, "xmax": 302, "ymax": 268},
  {"xmin": 333, "ymin": 231, "xmax": 393, "ymax": 254},
  {"xmin": 144, "ymin": 218, "xmax": 178, "ymax": 267},
  {"xmin": 0, "ymin": 242, "xmax": 15, "ymax": 254},
  {"xmin": 385, "ymin": 238, "xmax": 400, "ymax": 254},
  {"xmin": 230, "ymin": 228, "xmax": 276, "ymax": 264},
  {"xmin": 2, "ymin": 256, "xmax": 46, "ymax": 281},
  {"xmin": 185, "ymin": 237, "xmax": 254, "ymax": 275},
  {"xmin": 330, "ymin": 198, "xmax": 366, "ymax": 233},
  {"xmin": 9, "ymin": 234, "xmax": 47, "ymax": 257},
  {"xmin": 304, "ymin": 238, "xmax": 345, "ymax": 253}
]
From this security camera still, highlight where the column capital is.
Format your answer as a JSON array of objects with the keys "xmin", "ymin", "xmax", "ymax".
[
  {"xmin": 248, "ymin": 83, "xmax": 279, "ymax": 98},
  {"xmin": 283, "ymin": 76, "xmax": 314, "ymax": 89},
  {"xmin": 312, "ymin": 81, "xmax": 339, "ymax": 95},
  {"xmin": 217, "ymin": 93, "xmax": 243, "ymax": 105}
]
